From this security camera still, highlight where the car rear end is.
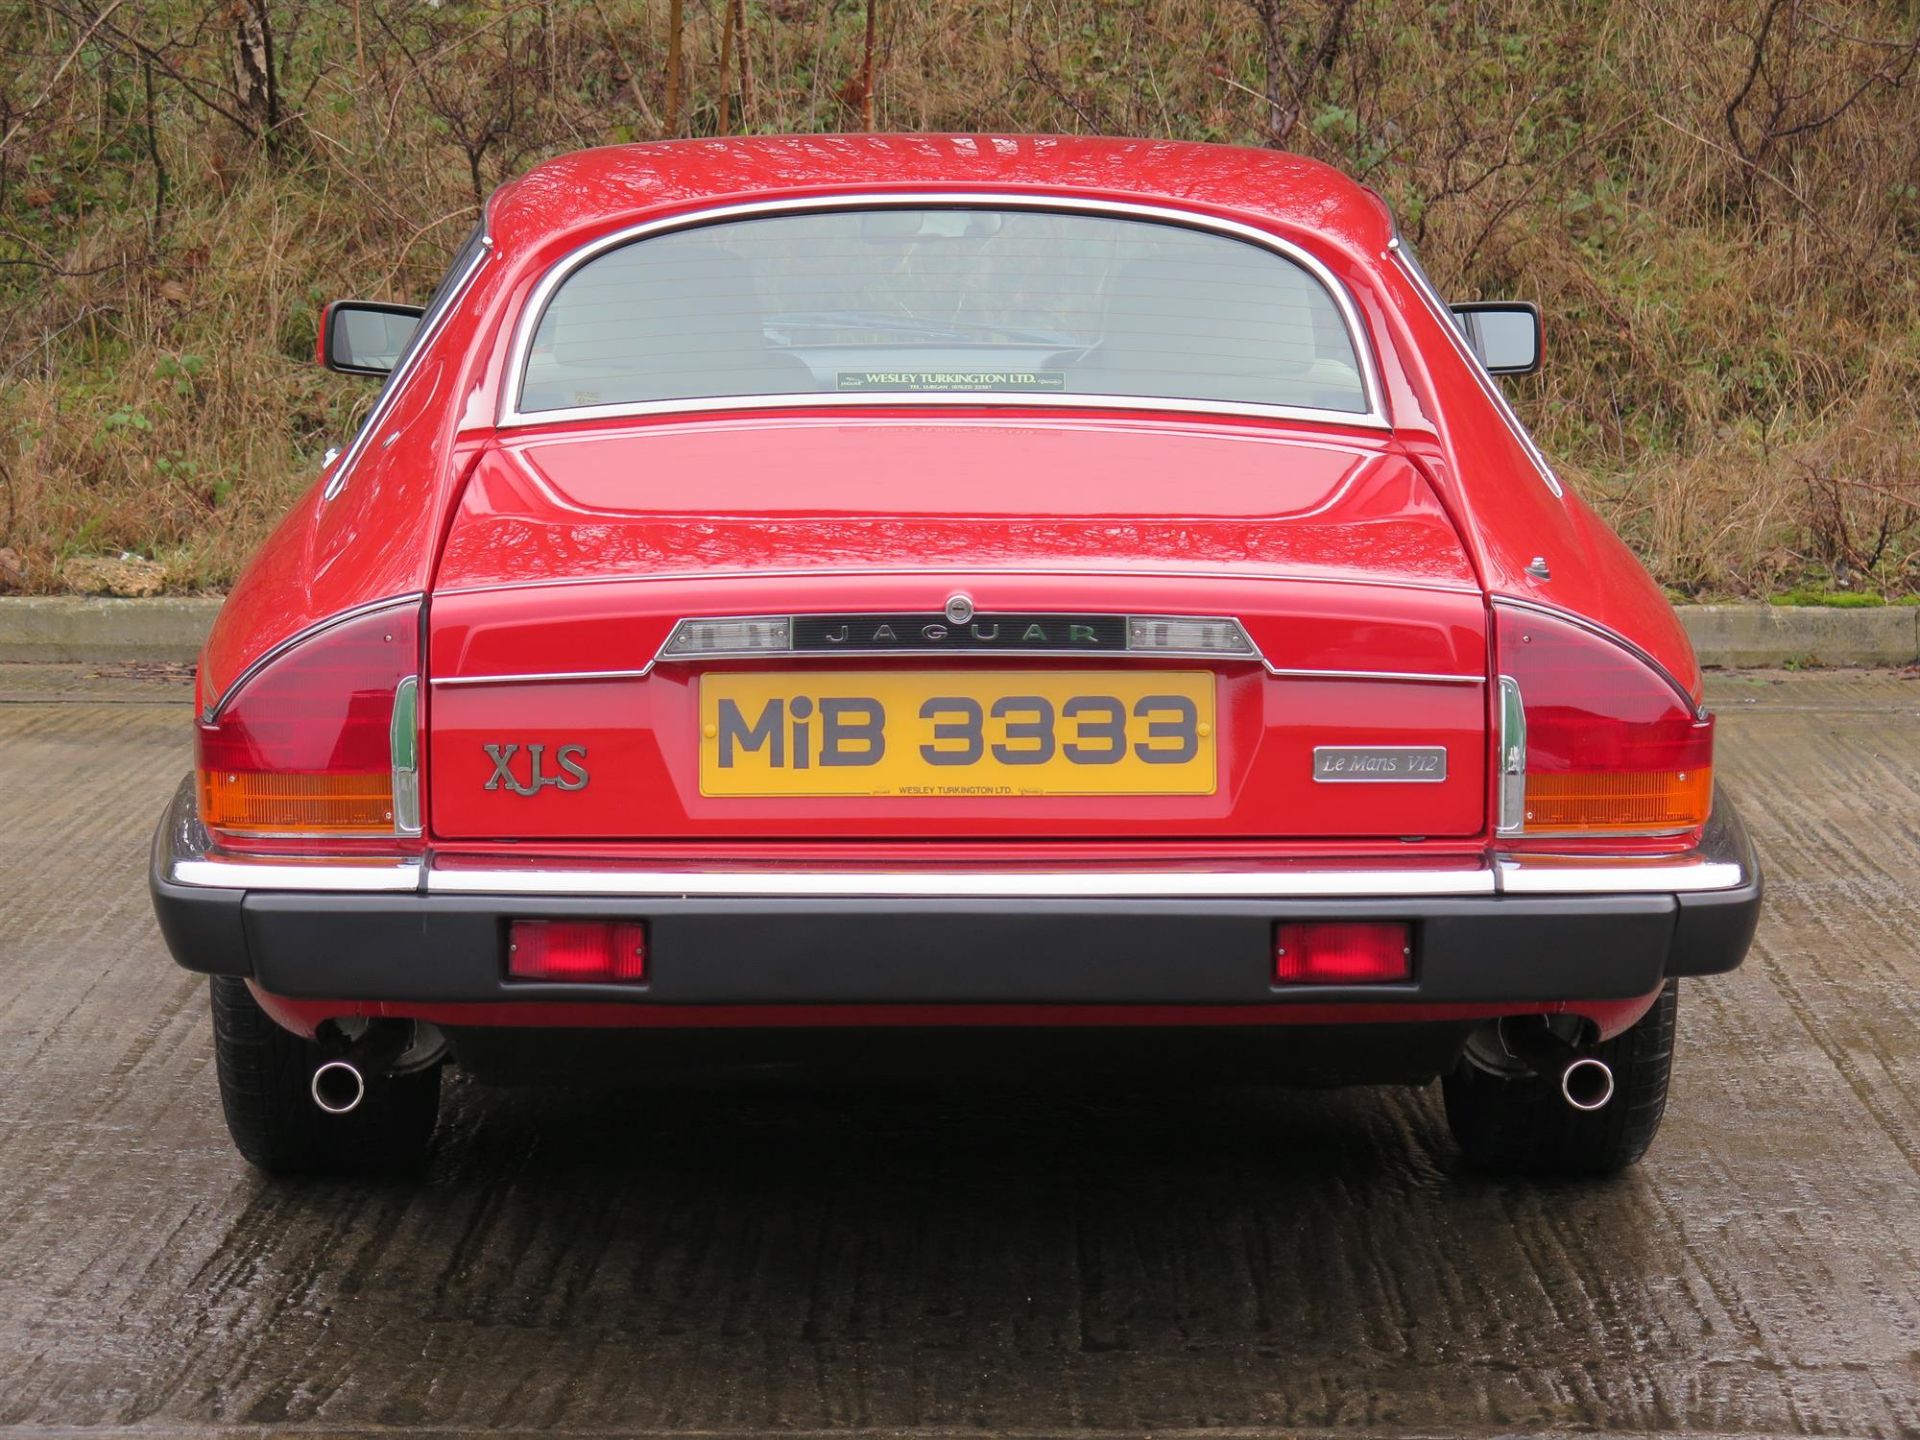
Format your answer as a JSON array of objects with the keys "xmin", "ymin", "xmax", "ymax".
[
  {"xmin": 154, "ymin": 443, "xmax": 1758, "ymax": 1129},
  {"xmin": 157, "ymin": 570, "xmax": 1756, "ymax": 1026},
  {"xmin": 150, "ymin": 160, "xmax": 1760, "ymax": 1176}
]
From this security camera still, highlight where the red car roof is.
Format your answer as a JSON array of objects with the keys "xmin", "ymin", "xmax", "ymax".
[{"xmin": 484, "ymin": 133, "xmax": 1397, "ymax": 259}]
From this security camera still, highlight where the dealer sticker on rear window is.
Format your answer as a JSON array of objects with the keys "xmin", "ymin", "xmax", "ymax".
[{"xmin": 836, "ymin": 370, "xmax": 1067, "ymax": 393}]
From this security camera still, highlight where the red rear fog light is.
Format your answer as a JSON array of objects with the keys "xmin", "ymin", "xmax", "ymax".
[
  {"xmin": 1274, "ymin": 921, "xmax": 1411, "ymax": 985},
  {"xmin": 508, "ymin": 920, "xmax": 648, "ymax": 983}
]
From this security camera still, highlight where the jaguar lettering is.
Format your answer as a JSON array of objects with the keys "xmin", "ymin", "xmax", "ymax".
[{"xmin": 790, "ymin": 613, "xmax": 1126, "ymax": 653}]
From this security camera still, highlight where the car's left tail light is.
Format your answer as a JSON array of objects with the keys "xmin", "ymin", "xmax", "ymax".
[{"xmin": 196, "ymin": 601, "xmax": 420, "ymax": 842}]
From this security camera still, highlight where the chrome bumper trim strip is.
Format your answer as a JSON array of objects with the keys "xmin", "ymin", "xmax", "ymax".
[
  {"xmin": 156, "ymin": 779, "xmax": 1756, "ymax": 900},
  {"xmin": 1493, "ymin": 858, "xmax": 1748, "ymax": 895},
  {"xmin": 156, "ymin": 778, "xmax": 424, "ymax": 893},
  {"xmin": 422, "ymin": 867, "xmax": 1500, "ymax": 900},
  {"xmin": 1493, "ymin": 793, "xmax": 1756, "ymax": 895},
  {"xmin": 159, "ymin": 853, "xmax": 1746, "ymax": 899},
  {"xmin": 169, "ymin": 858, "xmax": 425, "ymax": 893}
]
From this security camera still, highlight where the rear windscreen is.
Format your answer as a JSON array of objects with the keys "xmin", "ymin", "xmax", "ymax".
[{"xmin": 518, "ymin": 207, "xmax": 1369, "ymax": 416}]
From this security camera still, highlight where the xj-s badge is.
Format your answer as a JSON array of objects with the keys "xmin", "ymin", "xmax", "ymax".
[{"xmin": 484, "ymin": 742, "xmax": 589, "ymax": 795}]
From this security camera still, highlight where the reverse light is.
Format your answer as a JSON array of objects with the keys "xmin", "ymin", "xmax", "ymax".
[
  {"xmin": 1274, "ymin": 921, "xmax": 1412, "ymax": 984},
  {"xmin": 1495, "ymin": 605, "xmax": 1714, "ymax": 838},
  {"xmin": 662, "ymin": 617, "xmax": 792, "ymax": 656},
  {"xmin": 507, "ymin": 920, "xmax": 649, "ymax": 983},
  {"xmin": 196, "ymin": 601, "xmax": 420, "ymax": 839},
  {"xmin": 1127, "ymin": 616, "xmax": 1257, "ymax": 655}
]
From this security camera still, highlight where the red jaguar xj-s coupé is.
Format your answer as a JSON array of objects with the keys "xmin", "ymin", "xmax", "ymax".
[{"xmin": 151, "ymin": 134, "xmax": 1759, "ymax": 1177}]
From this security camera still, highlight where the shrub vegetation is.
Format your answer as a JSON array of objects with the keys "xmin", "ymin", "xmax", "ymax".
[{"xmin": 2, "ymin": 0, "xmax": 1917, "ymax": 595}]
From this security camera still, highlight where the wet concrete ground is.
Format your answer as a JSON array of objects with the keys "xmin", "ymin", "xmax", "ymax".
[{"xmin": 1, "ymin": 662, "xmax": 1917, "ymax": 1438}]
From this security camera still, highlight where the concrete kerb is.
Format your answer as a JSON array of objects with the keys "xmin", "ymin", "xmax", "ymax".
[
  {"xmin": 0, "ymin": 597, "xmax": 227, "ymax": 664},
  {"xmin": 2, "ymin": 597, "xmax": 1918, "ymax": 670},
  {"xmin": 1677, "ymin": 603, "xmax": 1920, "ymax": 670}
]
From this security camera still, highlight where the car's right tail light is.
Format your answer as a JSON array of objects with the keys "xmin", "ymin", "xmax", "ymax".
[{"xmin": 1494, "ymin": 604, "xmax": 1713, "ymax": 839}]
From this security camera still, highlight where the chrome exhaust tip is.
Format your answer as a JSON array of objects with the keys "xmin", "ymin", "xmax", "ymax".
[
  {"xmin": 311, "ymin": 1060, "xmax": 367, "ymax": 1115},
  {"xmin": 1560, "ymin": 1056, "xmax": 1615, "ymax": 1112}
]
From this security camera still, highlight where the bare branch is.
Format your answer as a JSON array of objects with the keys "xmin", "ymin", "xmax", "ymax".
[{"xmin": 0, "ymin": 0, "xmax": 131, "ymax": 156}]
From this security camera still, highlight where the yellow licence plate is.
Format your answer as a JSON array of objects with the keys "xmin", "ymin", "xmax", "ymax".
[{"xmin": 699, "ymin": 671, "xmax": 1217, "ymax": 798}]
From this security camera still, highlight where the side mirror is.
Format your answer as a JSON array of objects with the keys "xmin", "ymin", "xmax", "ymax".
[
  {"xmin": 1450, "ymin": 301, "xmax": 1541, "ymax": 376},
  {"xmin": 318, "ymin": 300, "xmax": 424, "ymax": 377}
]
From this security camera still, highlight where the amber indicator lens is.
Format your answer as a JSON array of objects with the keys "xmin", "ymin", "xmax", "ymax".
[
  {"xmin": 1521, "ymin": 768, "xmax": 1714, "ymax": 835},
  {"xmin": 199, "ymin": 770, "xmax": 393, "ymax": 834},
  {"xmin": 508, "ymin": 920, "xmax": 649, "ymax": 983},
  {"xmin": 1274, "ymin": 921, "xmax": 1412, "ymax": 985}
]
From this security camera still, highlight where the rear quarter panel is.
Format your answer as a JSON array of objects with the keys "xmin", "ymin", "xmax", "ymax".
[
  {"xmin": 1368, "ymin": 252, "xmax": 1702, "ymax": 703},
  {"xmin": 198, "ymin": 257, "xmax": 511, "ymax": 707}
]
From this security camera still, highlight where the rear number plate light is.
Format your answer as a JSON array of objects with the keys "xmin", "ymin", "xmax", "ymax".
[{"xmin": 508, "ymin": 920, "xmax": 648, "ymax": 983}]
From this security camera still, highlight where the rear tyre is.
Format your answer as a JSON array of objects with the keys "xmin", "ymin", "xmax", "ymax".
[
  {"xmin": 1442, "ymin": 981, "xmax": 1678, "ymax": 1177},
  {"xmin": 209, "ymin": 976, "xmax": 440, "ymax": 1176}
]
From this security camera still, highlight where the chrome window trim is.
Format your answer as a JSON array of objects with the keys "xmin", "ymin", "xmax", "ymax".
[
  {"xmin": 506, "ymin": 417, "xmax": 1376, "ymax": 455},
  {"xmin": 1386, "ymin": 237, "xmax": 1563, "ymax": 499},
  {"xmin": 508, "ymin": 390, "xmax": 1388, "ymax": 431},
  {"xmin": 323, "ymin": 233, "xmax": 492, "ymax": 503},
  {"xmin": 497, "ymin": 193, "xmax": 1390, "ymax": 431},
  {"xmin": 202, "ymin": 593, "xmax": 423, "ymax": 723},
  {"xmin": 431, "ymin": 566, "xmax": 1485, "ymax": 600}
]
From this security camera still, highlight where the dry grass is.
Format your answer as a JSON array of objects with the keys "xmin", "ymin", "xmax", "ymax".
[{"xmin": 2, "ymin": 0, "xmax": 1918, "ymax": 596}]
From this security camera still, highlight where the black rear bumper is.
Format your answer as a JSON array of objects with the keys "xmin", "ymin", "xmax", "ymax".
[{"xmin": 150, "ymin": 780, "xmax": 1761, "ymax": 1011}]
